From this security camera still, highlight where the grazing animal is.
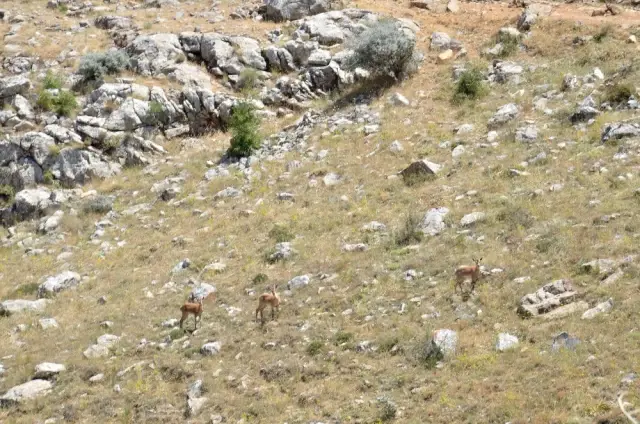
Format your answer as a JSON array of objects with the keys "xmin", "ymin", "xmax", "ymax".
[
  {"xmin": 454, "ymin": 257, "xmax": 483, "ymax": 293},
  {"xmin": 180, "ymin": 299, "xmax": 203, "ymax": 330},
  {"xmin": 255, "ymin": 284, "xmax": 280, "ymax": 323}
]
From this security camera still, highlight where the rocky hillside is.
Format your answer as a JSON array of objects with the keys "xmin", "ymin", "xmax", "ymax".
[{"xmin": 1, "ymin": 0, "xmax": 640, "ymax": 423}]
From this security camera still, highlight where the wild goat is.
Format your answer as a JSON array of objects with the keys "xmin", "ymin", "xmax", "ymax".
[
  {"xmin": 255, "ymin": 284, "xmax": 280, "ymax": 323},
  {"xmin": 454, "ymin": 257, "xmax": 483, "ymax": 293},
  {"xmin": 179, "ymin": 299, "xmax": 203, "ymax": 330}
]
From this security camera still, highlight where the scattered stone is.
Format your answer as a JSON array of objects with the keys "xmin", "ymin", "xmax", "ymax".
[
  {"xmin": 361, "ymin": 221, "xmax": 387, "ymax": 232},
  {"xmin": 287, "ymin": 275, "xmax": 311, "ymax": 290},
  {"xmin": 201, "ymin": 341, "xmax": 222, "ymax": 356},
  {"xmin": 496, "ymin": 333, "xmax": 519, "ymax": 352},
  {"xmin": 551, "ymin": 332, "xmax": 580, "ymax": 351},
  {"xmin": 419, "ymin": 207, "xmax": 449, "ymax": 236},
  {"xmin": 37, "ymin": 271, "xmax": 82, "ymax": 299},
  {"xmin": 460, "ymin": 211, "xmax": 486, "ymax": 227},
  {"xmin": 342, "ymin": 243, "xmax": 368, "ymax": 252},
  {"xmin": 34, "ymin": 363, "xmax": 66, "ymax": 380},
  {"xmin": 581, "ymin": 298, "xmax": 613, "ymax": 320},
  {"xmin": 400, "ymin": 159, "xmax": 442, "ymax": 183},
  {"xmin": 269, "ymin": 242, "xmax": 296, "ymax": 262},
  {"xmin": 0, "ymin": 299, "xmax": 50, "ymax": 316},
  {"xmin": 515, "ymin": 125, "xmax": 538, "ymax": 143},
  {"xmin": 38, "ymin": 318, "xmax": 59, "ymax": 330},
  {"xmin": 488, "ymin": 103, "xmax": 519, "ymax": 129},
  {"xmin": 432, "ymin": 329, "xmax": 457, "ymax": 356},
  {"xmin": 389, "ymin": 93, "xmax": 410, "ymax": 106}
]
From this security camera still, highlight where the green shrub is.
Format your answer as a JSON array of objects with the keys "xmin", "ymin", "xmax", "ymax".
[
  {"xmin": 148, "ymin": 100, "xmax": 168, "ymax": 128},
  {"xmin": 227, "ymin": 102, "xmax": 261, "ymax": 158},
  {"xmin": 594, "ymin": 25, "xmax": 613, "ymax": 43},
  {"xmin": 453, "ymin": 67, "xmax": 487, "ymax": 104},
  {"xmin": 604, "ymin": 83, "xmax": 635, "ymax": 105},
  {"xmin": 345, "ymin": 19, "xmax": 417, "ymax": 80},
  {"xmin": 334, "ymin": 331, "xmax": 354, "ymax": 345},
  {"xmin": 393, "ymin": 213, "xmax": 423, "ymax": 247},
  {"xmin": 43, "ymin": 170, "xmax": 56, "ymax": 185},
  {"xmin": 252, "ymin": 273, "xmax": 269, "ymax": 284},
  {"xmin": 54, "ymin": 90, "xmax": 77, "ymax": 116},
  {"xmin": 37, "ymin": 89, "xmax": 77, "ymax": 116},
  {"xmin": 306, "ymin": 341, "xmax": 324, "ymax": 356},
  {"xmin": 238, "ymin": 68, "xmax": 259, "ymax": 91},
  {"xmin": 495, "ymin": 32, "xmax": 520, "ymax": 58},
  {"xmin": 43, "ymin": 71, "xmax": 64, "ymax": 89},
  {"xmin": 411, "ymin": 337, "xmax": 444, "ymax": 369},
  {"xmin": 169, "ymin": 328, "xmax": 186, "ymax": 340},
  {"xmin": 36, "ymin": 90, "xmax": 55, "ymax": 111},
  {"xmin": 0, "ymin": 185, "xmax": 15, "ymax": 206},
  {"xmin": 268, "ymin": 224, "xmax": 294, "ymax": 243},
  {"xmin": 78, "ymin": 50, "xmax": 130, "ymax": 83}
]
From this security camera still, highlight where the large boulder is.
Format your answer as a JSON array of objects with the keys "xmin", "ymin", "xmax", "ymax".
[
  {"xmin": 0, "ymin": 380, "xmax": 53, "ymax": 407},
  {"xmin": 297, "ymin": 9, "xmax": 379, "ymax": 46},
  {"xmin": 400, "ymin": 159, "xmax": 442, "ymax": 183},
  {"xmin": 601, "ymin": 122, "xmax": 640, "ymax": 143},
  {"xmin": 12, "ymin": 187, "xmax": 54, "ymax": 220},
  {"xmin": 37, "ymin": 271, "xmax": 82, "ymax": 298},
  {"xmin": 517, "ymin": 279, "xmax": 578, "ymax": 318},
  {"xmin": 200, "ymin": 33, "xmax": 267, "ymax": 73},
  {"xmin": 517, "ymin": 4, "xmax": 552, "ymax": 31},
  {"xmin": 17, "ymin": 132, "xmax": 56, "ymax": 166},
  {"xmin": 0, "ymin": 299, "xmax": 50, "ymax": 316},
  {"xmin": 126, "ymin": 33, "xmax": 185, "ymax": 75},
  {"xmin": 488, "ymin": 103, "xmax": 519, "ymax": 129},
  {"xmin": 48, "ymin": 148, "xmax": 121, "ymax": 187},
  {"xmin": 264, "ymin": 0, "xmax": 336, "ymax": 21},
  {"xmin": 94, "ymin": 15, "xmax": 137, "ymax": 31},
  {"xmin": 0, "ymin": 75, "xmax": 31, "ymax": 99},
  {"xmin": 419, "ymin": 207, "xmax": 449, "ymax": 236}
]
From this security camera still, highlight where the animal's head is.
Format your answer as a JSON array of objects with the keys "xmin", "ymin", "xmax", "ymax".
[
  {"xmin": 472, "ymin": 257, "xmax": 483, "ymax": 267},
  {"xmin": 271, "ymin": 284, "xmax": 279, "ymax": 294}
]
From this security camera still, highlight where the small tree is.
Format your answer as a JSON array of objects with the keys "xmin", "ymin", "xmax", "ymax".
[
  {"xmin": 227, "ymin": 102, "xmax": 261, "ymax": 159},
  {"xmin": 344, "ymin": 19, "xmax": 417, "ymax": 81},
  {"xmin": 453, "ymin": 67, "xmax": 488, "ymax": 104}
]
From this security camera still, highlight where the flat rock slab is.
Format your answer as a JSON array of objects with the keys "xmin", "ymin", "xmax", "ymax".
[
  {"xmin": 0, "ymin": 379, "xmax": 53, "ymax": 407},
  {"xmin": 518, "ymin": 279, "xmax": 578, "ymax": 318}
]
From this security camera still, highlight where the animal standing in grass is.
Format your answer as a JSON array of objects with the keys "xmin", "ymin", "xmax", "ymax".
[
  {"xmin": 255, "ymin": 284, "xmax": 280, "ymax": 324},
  {"xmin": 454, "ymin": 257, "xmax": 483, "ymax": 294},
  {"xmin": 180, "ymin": 298, "xmax": 205, "ymax": 330}
]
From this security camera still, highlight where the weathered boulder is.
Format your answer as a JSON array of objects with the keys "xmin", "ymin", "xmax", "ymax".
[
  {"xmin": 37, "ymin": 271, "xmax": 81, "ymax": 298},
  {"xmin": 0, "ymin": 75, "xmax": 31, "ymax": 98},
  {"xmin": 297, "ymin": 9, "xmax": 379, "ymax": 46},
  {"xmin": 488, "ymin": 103, "xmax": 519, "ymax": 129},
  {"xmin": 432, "ymin": 329, "xmax": 457, "ymax": 356},
  {"xmin": 400, "ymin": 159, "xmax": 441, "ymax": 183},
  {"xmin": 601, "ymin": 122, "xmax": 640, "ymax": 143},
  {"xmin": 34, "ymin": 362, "xmax": 66, "ymax": 379},
  {"xmin": 12, "ymin": 187, "xmax": 54, "ymax": 220},
  {"xmin": 200, "ymin": 33, "xmax": 266, "ymax": 73},
  {"xmin": 517, "ymin": 279, "xmax": 578, "ymax": 318},
  {"xmin": 0, "ymin": 299, "xmax": 50, "ymax": 316},
  {"xmin": 496, "ymin": 333, "xmax": 519, "ymax": 352},
  {"xmin": 264, "ymin": 0, "xmax": 336, "ymax": 21},
  {"xmin": 0, "ymin": 380, "xmax": 53, "ymax": 407},
  {"xmin": 126, "ymin": 33, "xmax": 185, "ymax": 75},
  {"xmin": 263, "ymin": 46, "xmax": 297, "ymax": 72},
  {"xmin": 188, "ymin": 283, "xmax": 216, "ymax": 302},
  {"xmin": 48, "ymin": 148, "xmax": 121, "ymax": 187},
  {"xmin": 201, "ymin": 341, "xmax": 222, "ymax": 356},
  {"xmin": 517, "ymin": 4, "xmax": 552, "ymax": 31},
  {"xmin": 419, "ymin": 207, "xmax": 449, "ymax": 236}
]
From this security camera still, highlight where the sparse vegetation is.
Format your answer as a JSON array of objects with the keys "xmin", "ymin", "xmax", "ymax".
[
  {"xmin": 0, "ymin": 184, "xmax": 15, "ymax": 206},
  {"xmin": 604, "ymin": 82, "xmax": 635, "ymax": 105},
  {"xmin": 226, "ymin": 102, "xmax": 261, "ymax": 158},
  {"xmin": 306, "ymin": 340, "xmax": 324, "ymax": 356},
  {"xmin": 268, "ymin": 224, "xmax": 294, "ymax": 243},
  {"xmin": 237, "ymin": 68, "xmax": 260, "ymax": 92},
  {"xmin": 594, "ymin": 24, "xmax": 613, "ymax": 43},
  {"xmin": 392, "ymin": 213, "xmax": 423, "ymax": 246},
  {"xmin": 37, "ymin": 89, "xmax": 77, "ymax": 116},
  {"xmin": 345, "ymin": 18, "xmax": 417, "ymax": 80},
  {"xmin": 78, "ymin": 50, "xmax": 130, "ymax": 83},
  {"xmin": 42, "ymin": 71, "xmax": 64, "ymax": 90},
  {"xmin": 452, "ymin": 67, "xmax": 487, "ymax": 103}
]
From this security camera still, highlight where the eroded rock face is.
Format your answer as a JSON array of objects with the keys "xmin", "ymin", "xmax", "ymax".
[
  {"xmin": 517, "ymin": 279, "xmax": 577, "ymax": 317},
  {"xmin": 264, "ymin": 0, "xmax": 336, "ymax": 21}
]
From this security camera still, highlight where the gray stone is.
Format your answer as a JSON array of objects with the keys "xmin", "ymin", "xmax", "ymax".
[
  {"xmin": 432, "ymin": 329, "xmax": 457, "ymax": 356},
  {"xmin": 44, "ymin": 125, "xmax": 82, "ymax": 144},
  {"xmin": 488, "ymin": 103, "xmax": 519, "ymax": 129},
  {"xmin": 496, "ymin": 333, "xmax": 519, "ymax": 351},
  {"xmin": 287, "ymin": 275, "xmax": 310, "ymax": 290},
  {"xmin": 307, "ymin": 49, "xmax": 332, "ymax": 66},
  {"xmin": 517, "ymin": 279, "xmax": 578, "ymax": 318},
  {"xmin": 515, "ymin": 125, "xmax": 538, "ymax": 143},
  {"xmin": 361, "ymin": 221, "xmax": 386, "ymax": 232},
  {"xmin": 430, "ymin": 32, "xmax": 451, "ymax": 50},
  {"xmin": 34, "ymin": 362, "xmax": 66, "ymax": 379},
  {"xmin": 38, "ymin": 318, "xmax": 59, "ymax": 329},
  {"xmin": 188, "ymin": 283, "xmax": 216, "ymax": 302},
  {"xmin": 400, "ymin": 159, "xmax": 441, "ymax": 183},
  {"xmin": 551, "ymin": 332, "xmax": 580, "ymax": 351},
  {"xmin": 298, "ymin": 9, "xmax": 380, "ymax": 46},
  {"xmin": 389, "ymin": 93, "xmax": 410, "ymax": 106},
  {"xmin": 49, "ymin": 148, "xmax": 121, "ymax": 187},
  {"xmin": 13, "ymin": 188, "xmax": 54, "ymax": 220},
  {"xmin": 0, "ymin": 75, "xmax": 31, "ymax": 98},
  {"xmin": 126, "ymin": 33, "xmax": 185, "ymax": 75},
  {"xmin": 264, "ymin": 0, "xmax": 335, "ymax": 21},
  {"xmin": 601, "ymin": 123, "xmax": 640, "ymax": 143},
  {"xmin": 0, "ymin": 380, "xmax": 53, "ymax": 406},
  {"xmin": 419, "ymin": 207, "xmax": 449, "ymax": 236},
  {"xmin": 581, "ymin": 298, "xmax": 613, "ymax": 320},
  {"xmin": 269, "ymin": 242, "xmax": 296, "ymax": 261},
  {"xmin": 201, "ymin": 341, "xmax": 222, "ymax": 356},
  {"xmin": 460, "ymin": 211, "xmax": 486, "ymax": 227},
  {"xmin": 0, "ymin": 299, "xmax": 50, "ymax": 316},
  {"xmin": 38, "ymin": 210, "xmax": 64, "ymax": 234},
  {"xmin": 37, "ymin": 271, "xmax": 82, "ymax": 298}
]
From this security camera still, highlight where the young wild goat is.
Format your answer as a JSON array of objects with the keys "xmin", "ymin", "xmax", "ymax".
[
  {"xmin": 179, "ymin": 298, "xmax": 204, "ymax": 330},
  {"xmin": 255, "ymin": 284, "xmax": 280, "ymax": 323},
  {"xmin": 454, "ymin": 257, "xmax": 483, "ymax": 294}
]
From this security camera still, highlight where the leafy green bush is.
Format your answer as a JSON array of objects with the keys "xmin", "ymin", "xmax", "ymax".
[
  {"xmin": 453, "ymin": 67, "xmax": 487, "ymax": 104},
  {"xmin": 0, "ymin": 185, "xmax": 15, "ymax": 206},
  {"xmin": 496, "ymin": 32, "xmax": 520, "ymax": 58},
  {"xmin": 54, "ymin": 90, "xmax": 78, "ymax": 116},
  {"xmin": 78, "ymin": 50, "xmax": 130, "ymax": 83},
  {"xmin": 43, "ymin": 71, "xmax": 64, "ymax": 89},
  {"xmin": 306, "ymin": 341, "xmax": 324, "ymax": 356},
  {"xmin": 36, "ymin": 89, "xmax": 77, "ymax": 116},
  {"xmin": 227, "ymin": 102, "xmax": 261, "ymax": 158},
  {"xmin": 345, "ymin": 19, "xmax": 417, "ymax": 80}
]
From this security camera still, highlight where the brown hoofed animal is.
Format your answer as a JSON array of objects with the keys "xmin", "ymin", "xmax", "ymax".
[
  {"xmin": 255, "ymin": 284, "xmax": 280, "ymax": 323},
  {"xmin": 180, "ymin": 299, "xmax": 203, "ymax": 330},
  {"xmin": 454, "ymin": 257, "xmax": 482, "ymax": 293}
]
